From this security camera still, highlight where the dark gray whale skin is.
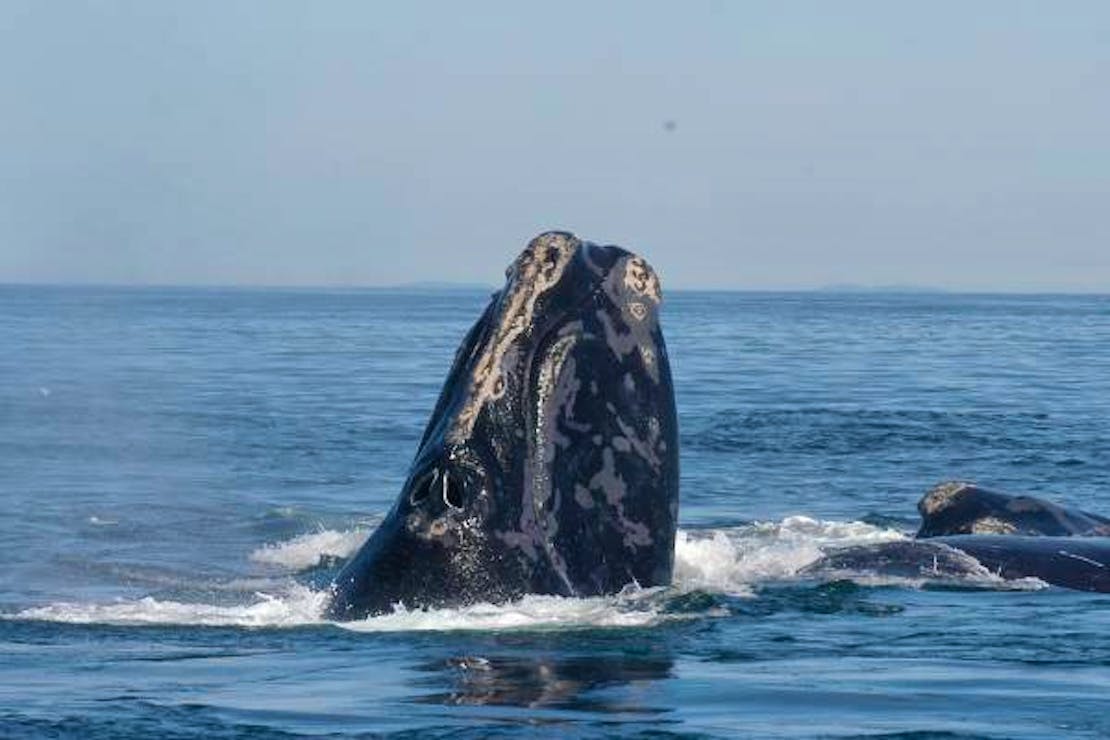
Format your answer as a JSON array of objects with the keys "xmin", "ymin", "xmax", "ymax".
[
  {"xmin": 805, "ymin": 536, "xmax": 1110, "ymax": 593},
  {"xmin": 806, "ymin": 482, "xmax": 1110, "ymax": 593},
  {"xmin": 916, "ymin": 481, "xmax": 1110, "ymax": 538},
  {"xmin": 800, "ymin": 540, "xmax": 990, "ymax": 581},
  {"xmin": 326, "ymin": 232, "xmax": 679, "ymax": 620},
  {"xmin": 929, "ymin": 535, "xmax": 1110, "ymax": 593}
]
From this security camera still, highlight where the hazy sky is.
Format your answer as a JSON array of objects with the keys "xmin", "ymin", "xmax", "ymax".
[{"xmin": 1, "ymin": 1, "xmax": 1107, "ymax": 290}]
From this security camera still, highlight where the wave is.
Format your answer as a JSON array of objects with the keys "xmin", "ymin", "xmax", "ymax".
[
  {"xmin": 683, "ymin": 407, "xmax": 1053, "ymax": 455},
  {"xmin": 6, "ymin": 516, "xmax": 1036, "ymax": 632}
]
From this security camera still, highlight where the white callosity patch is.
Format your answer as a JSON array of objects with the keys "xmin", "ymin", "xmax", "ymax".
[
  {"xmin": 969, "ymin": 517, "xmax": 1018, "ymax": 535},
  {"xmin": 621, "ymin": 256, "xmax": 663, "ymax": 305},
  {"xmin": 598, "ymin": 254, "xmax": 665, "ymax": 383},
  {"xmin": 450, "ymin": 232, "xmax": 580, "ymax": 443},
  {"xmin": 919, "ymin": 480, "xmax": 975, "ymax": 515}
]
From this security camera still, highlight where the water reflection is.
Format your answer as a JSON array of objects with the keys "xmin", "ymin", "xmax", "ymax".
[{"xmin": 412, "ymin": 651, "xmax": 674, "ymax": 712}]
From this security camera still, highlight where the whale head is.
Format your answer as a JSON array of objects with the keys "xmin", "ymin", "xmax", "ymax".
[{"xmin": 326, "ymin": 231, "xmax": 679, "ymax": 619}]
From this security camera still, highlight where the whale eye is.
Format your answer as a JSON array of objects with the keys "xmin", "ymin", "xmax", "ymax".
[
  {"xmin": 410, "ymin": 469, "xmax": 438, "ymax": 505},
  {"xmin": 443, "ymin": 472, "xmax": 464, "ymax": 509}
]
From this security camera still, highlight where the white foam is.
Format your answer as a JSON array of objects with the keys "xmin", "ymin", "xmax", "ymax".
[
  {"xmin": 673, "ymin": 516, "xmax": 906, "ymax": 594},
  {"xmin": 12, "ymin": 517, "xmax": 1020, "ymax": 632},
  {"xmin": 760, "ymin": 515, "xmax": 908, "ymax": 545},
  {"xmin": 338, "ymin": 588, "xmax": 689, "ymax": 633},
  {"xmin": 9, "ymin": 585, "xmax": 693, "ymax": 633},
  {"xmin": 14, "ymin": 584, "xmax": 328, "ymax": 628},
  {"xmin": 249, "ymin": 528, "xmax": 370, "ymax": 571}
]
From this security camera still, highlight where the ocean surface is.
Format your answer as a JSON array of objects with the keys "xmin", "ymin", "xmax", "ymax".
[{"xmin": 2, "ymin": 286, "xmax": 1109, "ymax": 739}]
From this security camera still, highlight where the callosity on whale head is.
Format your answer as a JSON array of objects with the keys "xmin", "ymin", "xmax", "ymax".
[
  {"xmin": 325, "ymin": 232, "xmax": 679, "ymax": 619},
  {"xmin": 916, "ymin": 481, "xmax": 1110, "ymax": 538}
]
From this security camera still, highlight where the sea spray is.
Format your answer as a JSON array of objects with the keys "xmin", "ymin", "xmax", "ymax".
[{"xmin": 11, "ymin": 517, "xmax": 915, "ymax": 631}]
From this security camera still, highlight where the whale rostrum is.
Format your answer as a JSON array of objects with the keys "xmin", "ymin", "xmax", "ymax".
[{"xmin": 326, "ymin": 232, "xmax": 679, "ymax": 619}]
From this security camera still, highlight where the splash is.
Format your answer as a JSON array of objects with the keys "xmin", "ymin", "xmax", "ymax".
[
  {"xmin": 9, "ymin": 586, "xmax": 694, "ymax": 632},
  {"xmin": 9, "ymin": 516, "xmax": 1042, "ymax": 631},
  {"xmin": 250, "ymin": 528, "xmax": 370, "ymax": 571},
  {"xmin": 337, "ymin": 589, "xmax": 681, "ymax": 633},
  {"xmin": 13, "ymin": 584, "xmax": 328, "ymax": 628},
  {"xmin": 674, "ymin": 516, "xmax": 906, "ymax": 594}
]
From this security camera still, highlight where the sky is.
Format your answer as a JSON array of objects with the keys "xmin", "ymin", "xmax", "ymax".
[{"xmin": 1, "ymin": 1, "xmax": 1107, "ymax": 291}]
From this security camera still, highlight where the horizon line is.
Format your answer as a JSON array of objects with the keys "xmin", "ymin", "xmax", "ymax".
[{"xmin": 1, "ymin": 280, "xmax": 1107, "ymax": 297}]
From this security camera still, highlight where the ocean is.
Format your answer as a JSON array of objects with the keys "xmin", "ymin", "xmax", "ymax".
[{"xmin": 2, "ymin": 286, "xmax": 1109, "ymax": 738}]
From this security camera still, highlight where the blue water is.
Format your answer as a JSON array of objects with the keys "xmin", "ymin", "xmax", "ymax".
[{"xmin": 3, "ymin": 286, "xmax": 1110, "ymax": 738}]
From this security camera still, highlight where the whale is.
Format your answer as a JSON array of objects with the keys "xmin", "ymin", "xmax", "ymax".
[
  {"xmin": 324, "ymin": 232, "xmax": 1107, "ymax": 610},
  {"xmin": 916, "ymin": 481, "xmax": 1110, "ymax": 538},
  {"xmin": 326, "ymin": 232, "xmax": 679, "ymax": 619},
  {"xmin": 928, "ymin": 535, "xmax": 1110, "ymax": 592},
  {"xmin": 806, "ymin": 535, "xmax": 1110, "ymax": 593},
  {"xmin": 806, "ymin": 482, "xmax": 1110, "ymax": 593}
]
